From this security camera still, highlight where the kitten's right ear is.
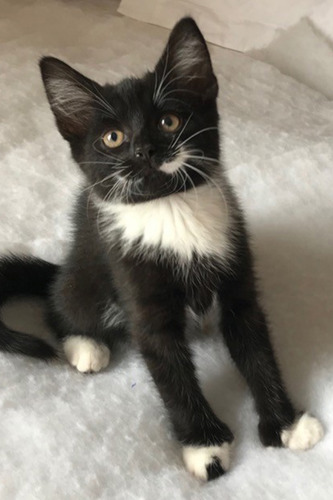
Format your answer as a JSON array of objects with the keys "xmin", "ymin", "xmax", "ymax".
[{"xmin": 39, "ymin": 57, "xmax": 101, "ymax": 141}]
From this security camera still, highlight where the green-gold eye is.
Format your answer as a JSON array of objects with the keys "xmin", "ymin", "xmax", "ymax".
[
  {"xmin": 159, "ymin": 114, "xmax": 181, "ymax": 132},
  {"xmin": 102, "ymin": 130, "xmax": 124, "ymax": 148}
]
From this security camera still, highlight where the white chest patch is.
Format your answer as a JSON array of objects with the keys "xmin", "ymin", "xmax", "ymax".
[{"xmin": 96, "ymin": 184, "xmax": 232, "ymax": 263}]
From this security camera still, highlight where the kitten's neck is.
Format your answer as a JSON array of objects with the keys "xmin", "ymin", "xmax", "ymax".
[{"xmin": 94, "ymin": 183, "xmax": 233, "ymax": 264}]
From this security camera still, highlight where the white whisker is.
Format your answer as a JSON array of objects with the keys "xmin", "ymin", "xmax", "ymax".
[
  {"xmin": 169, "ymin": 113, "xmax": 193, "ymax": 151},
  {"xmin": 174, "ymin": 127, "xmax": 218, "ymax": 151},
  {"xmin": 47, "ymin": 63, "xmax": 117, "ymax": 119},
  {"xmin": 182, "ymin": 161, "xmax": 229, "ymax": 223}
]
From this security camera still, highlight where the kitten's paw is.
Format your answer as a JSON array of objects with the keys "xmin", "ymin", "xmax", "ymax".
[
  {"xmin": 63, "ymin": 336, "xmax": 110, "ymax": 373},
  {"xmin": 281, "ymin": 413, "xmax": 324, "ymax": 450},
  {"xmin": 182, "ymin": 443, "xmax": 231, "ymax": 481}
]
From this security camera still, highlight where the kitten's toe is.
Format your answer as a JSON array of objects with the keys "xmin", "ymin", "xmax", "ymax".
[
  {"xmin": 281, "ymin": 413, "xmax": 324, "ymax": 450},
  {"xmin": 63, "ymin": 336, "xmax": 110, "ymax": 373},
  {"xmin": 182, "ymin": 443, "xmax": 231, "ymax": 481}
]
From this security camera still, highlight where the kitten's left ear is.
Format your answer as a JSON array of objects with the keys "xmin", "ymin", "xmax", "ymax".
[
  {"xmin": 40, "ymin": 57, "xmax": 101, "ymax": 142},
  {"xmin": 154, "ymin": 17, "xmax": 218, "ymax": 102}
]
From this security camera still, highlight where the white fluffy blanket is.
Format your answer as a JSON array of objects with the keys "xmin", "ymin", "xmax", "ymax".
[{"xmin": 0, "ymin": 1, "xmax": 332, "ymax": 499}]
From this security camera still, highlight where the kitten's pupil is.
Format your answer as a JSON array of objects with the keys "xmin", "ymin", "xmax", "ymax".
[
  {"xmin": 111, "ymin": 131, "xmax": 118, "ymax": 141},
  {"xmin": 164, "ymin": 116, "xmax": 172, "ymax": 127}
]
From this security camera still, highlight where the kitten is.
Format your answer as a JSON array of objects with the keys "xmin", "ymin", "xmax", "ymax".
[{"xmin": 0, "ymin": 18, "xmax": 324, "ymax": 481}]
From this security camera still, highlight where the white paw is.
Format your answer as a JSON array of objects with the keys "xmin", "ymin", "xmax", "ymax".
[
  {"xmin": 281, "ymin": 413, "xmax": 324, "ymax": 450},
  {"xmin": 182, "ymin": 443, "xmax": 231, "ymax": 481},
  {"xmin": 63, "ymin": 336, "xmax": 110, "ymax": 373}
]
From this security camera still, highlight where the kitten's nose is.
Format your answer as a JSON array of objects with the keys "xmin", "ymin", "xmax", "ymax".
[{"xmin": 134, "ymin": 145, "xmax": 155, "ymax": 161}]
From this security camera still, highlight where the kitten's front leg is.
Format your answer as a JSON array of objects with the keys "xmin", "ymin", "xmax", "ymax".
[
  {"xmin": 132, "ymin": 293, "xmax": 233, "ymax": 481},
  {"xmin": 218, "ymin": 266, "xmax": 324, "ymax": 450}
]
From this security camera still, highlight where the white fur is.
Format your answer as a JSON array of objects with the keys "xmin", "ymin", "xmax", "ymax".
[
  {"xmin": 159, "ymin": 149, "xmax": 188, "ymax": 174},
  {"xmin": 102, "ymin": 302, "xmax": 126, "ymax": 329},
  {"xmin": 281, "ymin": 413, "xmax": 324, "ymax": 450},
  {"xmin": 175, "ymin": 38, "xmax": 203, "ymax": 73},
  {"xmin": 48, "ymin": 78, "xmax": 92, "ymax": 119},
  {"xmin": 63, "ymin": 336, "xmax": 110, "ymax": 373},
  {"xmin": 96, "ymin": 184, "xmax": 231, "ymax": 262},
  {"xmin": 154, "ymin": 38, "xmax": 204, "ymax": 104},
  {"xmin": 182, "ymin": 443, "xmax": 231, "ymax": 481}
]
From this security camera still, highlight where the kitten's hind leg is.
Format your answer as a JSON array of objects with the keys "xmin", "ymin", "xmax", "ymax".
[
  {"xmin": 63, "ymin": 335, "xmax": 110, "ymax": 373},
  {"xmin": 48, "ymin": 292, "xmax": 127, "ymax": 374},
  {"xmin": 61, "ymin": 316, "xmax": 128, "ymax": 374},
  {"xmin": 62, "ymin": 301, "xmax": 127, "ymax": 373}
]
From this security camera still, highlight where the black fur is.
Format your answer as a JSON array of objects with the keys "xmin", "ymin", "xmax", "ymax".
[
  {"xmin": 0, "ymin": 256, "xmax": 58, "ymax": 359},
  {"xmin": 0, "ymin": 17, "xmax": 300, "ymax": 480},
  {"xmin": 206, "ymin": 458, "xmax": 225, "ymax": 481}
]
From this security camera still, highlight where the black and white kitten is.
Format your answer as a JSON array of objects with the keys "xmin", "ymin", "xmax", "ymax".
[{"xmin": 0, "ymin": 18, "xmax": 323, "ymax": 481}]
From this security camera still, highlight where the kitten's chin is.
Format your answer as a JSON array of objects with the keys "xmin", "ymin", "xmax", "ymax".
[
  {"xmin": 93, "ymin": 172, "xmax": 181, "ymax": 205},
  {"xmin": 124, "ymin": 150, "xmax": 189, "ymax": 203},
  {"xmin": 124, "ymin": 175, "xmax": 182, "ymax": 204}
]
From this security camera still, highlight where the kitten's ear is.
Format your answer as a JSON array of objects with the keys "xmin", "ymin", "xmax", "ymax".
[
  {"xmin": 154, "ymin": 17, "xmax": 218, "ymax": 102},
  {"xmin": 39, "ymin": 57, "xmax": 101, "ymax": 141}
]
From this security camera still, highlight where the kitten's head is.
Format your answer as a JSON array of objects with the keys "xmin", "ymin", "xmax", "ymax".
[{"xmin": 40, "ymin": 17, "xmax": 220, "ymax": 203}]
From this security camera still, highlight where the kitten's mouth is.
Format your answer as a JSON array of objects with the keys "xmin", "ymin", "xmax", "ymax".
[
  {"xmin": 123, "ymin": 166, "xmax": 182, "ymax": 203},
  {"xmin": 101, "ymin": 149, "xmax": 190, "ymax": 203}
]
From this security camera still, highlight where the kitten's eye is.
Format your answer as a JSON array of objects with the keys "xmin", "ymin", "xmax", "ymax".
[
  {"xmin": 159, "ymin": 114, "xmax": 181, "ymax": 133},
  {"xmin": 102, "ymin": 130, "xmax": 124, "ymax": 148}
]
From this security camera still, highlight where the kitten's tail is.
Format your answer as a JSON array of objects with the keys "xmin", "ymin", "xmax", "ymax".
[{"xmin": 0, "ymin": 256, "xmax": 59, "ymax": 360}]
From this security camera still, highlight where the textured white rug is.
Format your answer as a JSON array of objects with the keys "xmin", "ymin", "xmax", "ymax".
[{"xmin": 0, "ymin": 1, "xmax": 332, "ymax": 499}]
